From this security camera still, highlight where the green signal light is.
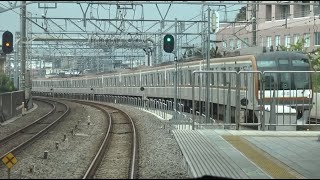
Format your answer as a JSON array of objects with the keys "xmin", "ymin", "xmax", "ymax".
[{"xmin": 166, "ymin": 37, "xmax": 171, "ymax": 42}]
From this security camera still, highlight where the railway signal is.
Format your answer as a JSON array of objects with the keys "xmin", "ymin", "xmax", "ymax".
[
  {"xmin": 2, "ymin": 31, "xmax": 13, "ymax": 54},
  {"xmin": 163, "ymin": 34, "xmax": 174, "ymax": 53}
]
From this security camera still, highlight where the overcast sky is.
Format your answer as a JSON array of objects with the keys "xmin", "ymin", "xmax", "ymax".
[
  {"xmin": 0, "ymin": 2, "xmax": 243, "ymax": 63},
  {"xmin": 0, "ymin": 2, "xmax": 242, "ymax": 35}
]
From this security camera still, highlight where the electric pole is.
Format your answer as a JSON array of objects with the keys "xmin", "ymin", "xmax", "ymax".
[
  {"xmin": 20, "ymin": 1, "xmax": 27, "ymax": 107},
  {"xmin": 252, "ymin": 1, "xmax": 257, "ymax": 46}
]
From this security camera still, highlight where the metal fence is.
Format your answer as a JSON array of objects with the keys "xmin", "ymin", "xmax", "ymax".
[
  {"xmin": 0, "ymin": 91, "xmax": 24, "ymax": 123},
  {"xmin": 192, "ymin": 71, "xmax": 320, "ymax": 130}
]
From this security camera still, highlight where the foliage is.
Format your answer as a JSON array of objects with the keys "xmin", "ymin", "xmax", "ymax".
[
  {"xmin": 0, "ymin": 75, "xmax": 16, "ymax": 93},
  {"xmin": 183, "ymin": 46, "xmax": 223, "ymax": 59},
  {"xmin": 279, "ymin": 38, "xmax": 306, "ymax": 52},
  {"xmin": 235, "ymin": 6, "xmax": 247, "ymax": 21},
  {"xmin": 313, "ymin": 74, "xmax": 320, "ymax": 92},
  {"xmin": 279, "ymin": 38, "xmax": 320, "ymax": 91},
  {"xmin": 279, "ymin": 38, "xmax": 320, "ymax": 70}
]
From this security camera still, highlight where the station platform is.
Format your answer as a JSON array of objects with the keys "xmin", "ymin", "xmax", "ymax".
[{"xmin": 172, "ymin": 129, "xmax": 320, "ymax": 179}]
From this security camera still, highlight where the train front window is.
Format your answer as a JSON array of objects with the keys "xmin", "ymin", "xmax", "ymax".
[
  {"xmin": 257, "ymin": 56, "xmax": 311, "ymax": 90},
  {"xmin": 257, "ymin": 60, "xmax": 277, "ymax": 90},
  {"xmin": 256, "ymin": 60, "xmax": 277, "ymax": 69},
  {"xmin": 294, "ymin": 73, "xmax": 310, "ymax": 89},
  {"xmin": 292, "ymin": 58, "xmax": 311, "ymax": 89}
]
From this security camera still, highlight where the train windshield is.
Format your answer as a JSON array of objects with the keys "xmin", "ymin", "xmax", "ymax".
[{"xmin": 256, "ymin": 55, "xmax": 311, "ymax": 90}]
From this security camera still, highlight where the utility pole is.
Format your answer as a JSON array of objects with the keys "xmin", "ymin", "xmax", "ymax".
[
  {"xmin": 285, "ymin": 5, "xmax": 288, "ymax": 28},
  {"xmin": 20, "ymin": 1, "xmax": 27, "ymax": 108},
  {"xmin": 252, "ymin": 1, "xmax": 257, "ymax": 46},
  {"xmin": 205, "ymin": 7, "xmax": 210, "ymax": 123},
  {"xmin": 173, "ymin": 18, "xmax": 178, "ymax": 119},
  {"xmin": 14, "ymin": 32, "xmax": 20, "ymax": 90}
]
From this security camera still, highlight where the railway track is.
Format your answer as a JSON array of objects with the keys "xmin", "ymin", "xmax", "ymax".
[
  {"xmin": 0, "ymin": 98, "xmax": 70, "ymax": 160},
  {"xmin": 70, "ymin": 100, "xmax": 138, "ymax": 179}
]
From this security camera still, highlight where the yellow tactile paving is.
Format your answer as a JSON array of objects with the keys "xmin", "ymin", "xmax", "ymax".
[{"xmin": 222, "ymin": 135, "xmax": 306, "ymax": 179}]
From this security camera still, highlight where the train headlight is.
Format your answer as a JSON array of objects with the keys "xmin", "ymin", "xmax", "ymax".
[{"xmin": 240, "ymin": 98, "xmax": 248, "ymax": 106}]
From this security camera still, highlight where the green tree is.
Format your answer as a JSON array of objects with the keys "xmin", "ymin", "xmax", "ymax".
[
  {"xmin": 235, "ymin": 6, "xmax": 246, "ymax": 21},
  {"xmin": 0, "ymin": 75, "xmax": 16, "ymax": 93},
  {"xmin": 281, "ymin": 38, "xmax": 320, "ymax": 91},
  {"xmin": 279, "ymin": 38, "xmax": 306, "ymax": 52},
  {"xmin": 279, "ymin": 38, "xmax": 320, "ymax": 70}
]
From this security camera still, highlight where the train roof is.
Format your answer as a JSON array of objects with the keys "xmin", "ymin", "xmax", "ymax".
[{"xmin": 255, "ymin": 51, "xmax": 308, "ymax": 60}]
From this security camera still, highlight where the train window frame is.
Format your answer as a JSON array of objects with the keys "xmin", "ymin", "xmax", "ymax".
[
  {"xmin": 180, "ymin": 70, "xmax": 183, "ymax": 85},
  {"xmin": 144, "ymin": 74, "xmax": 148, "ymax": 86},
  {"xmin": 210, "ymin": 73, "xmax": 215, "ymax": 86},
  {"xmin": 133, "ymin": 75, "xmax": 136, "ymax": 87},
  {"xmin": 171, "ymin": 71, "xmax": 175, "ymax": 85},
  {"xmin": 188, "ymin": 69, "xmax": 192, "ymax": 85},
  {"xmin": 257, "ymin": 60, "xmax": 277, "ymax": 68},
  {"xmin": 292, "ymin": 59, "xmax": 310, "ymax": 66},
  {"xmin": 279, "ymin": 59, "xmax": 289, "ymax": 65}
]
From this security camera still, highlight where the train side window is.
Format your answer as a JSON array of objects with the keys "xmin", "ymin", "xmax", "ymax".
[
  {"xmin": 202, "ymin": 73, "xmax": 206, "ymax": 86},
  {"xmin": 127, "ymin": 76, "xmax": 129, "ymax": 87},
  {"xmin": 151, "ymin": 74, "xmax": 154, "ymax": 86},
  {"xmin": 137, "ymin": 75, "xmax": 139, "ymax": 87},
  {"xmin": 162, "ymin": 72, "xmax": 166, "ymax": 86},
  {"xmin": 180, "ymin": 71, "xmax": 183, "ymax": 85},
  {"xmin": 195, "ymin": 73, "xmax": 199, "ymax": 86},
  {"xmin": 182, "ymin": 70, "xmax": 186, "ymax": 85},
  {"xmin": 210, "ymin": 73, "xmax": 214, "ymax": 85},
  {"xmin": 188, "ymin": 70, "xmax": 192, "ymax": 85},
  {"xmin": 221, "ymin": 67, "xmax": 226, "ymax": 86},
  {"xmin": 166, "ymin": 72, "xmax": 169, "ymax": 85},
  {"xmin": 135, "ymin": 75, "xmax": 139, "ymax": 87},
  {"xmin": 279, "ymin": 59, "xmax": 289, "ymax": 65},
  {"xmin": 144, "ymin": 74, "xmax": 147, "ymax": 86},
  {"xmin": 130, "ymin": 76, "xmax": 132, "ymax": 86}
]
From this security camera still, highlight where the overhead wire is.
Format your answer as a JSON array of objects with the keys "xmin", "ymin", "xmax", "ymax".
[{"xmin": 0, "ymin": 2, "xmax": 85, "ymax": 56}]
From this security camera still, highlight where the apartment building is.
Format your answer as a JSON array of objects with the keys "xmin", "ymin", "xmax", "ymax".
[{"xmin": 216, "ymin": 1, "xmax": 320, "ymax": 52}]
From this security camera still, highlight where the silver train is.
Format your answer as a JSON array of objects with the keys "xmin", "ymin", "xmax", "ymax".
[{"xmin": 32, "ymin": 51, "xmax": 314, "ymax": 125}]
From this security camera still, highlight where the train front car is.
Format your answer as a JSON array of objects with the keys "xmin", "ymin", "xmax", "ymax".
[{"xmin": 255, "ymin": 51, "xmax": 313, "ymax": 128}]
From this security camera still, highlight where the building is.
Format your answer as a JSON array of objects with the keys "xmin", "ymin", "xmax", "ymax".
[{"xmin": 216, "ymin": 1, "xmax": 320, "ymax": 52}]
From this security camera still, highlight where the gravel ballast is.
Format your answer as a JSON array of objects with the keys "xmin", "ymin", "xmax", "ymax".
[
  {"xmin": 102, "ymin": 103, "xmax": 189, "ymax": 179},
  {"xmin": 0, "ymin": 99, "xmax": 189, "ymax": 179}
]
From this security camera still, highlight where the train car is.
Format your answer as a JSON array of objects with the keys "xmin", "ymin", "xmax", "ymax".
[{"xmin": 32, "ymin": 51, "xmax": 314, "ymax": 125}]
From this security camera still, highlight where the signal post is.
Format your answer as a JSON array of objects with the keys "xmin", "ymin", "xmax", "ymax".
[
  {"xmin": 1, "ymin": 31, "xmax": 14, "ymax": 75},
  {"xmin": 162, "ymin": 19, "xmax": 177, "ymax": 120}
]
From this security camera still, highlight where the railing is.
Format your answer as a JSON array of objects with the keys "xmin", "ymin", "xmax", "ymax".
[
  {"xmin": 191, "ymin": 70, "xmax": 320, "ymax": 130},
  {"xmin": 32, "ymin": 70, "xmax": 320, "ymax": 131}
]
